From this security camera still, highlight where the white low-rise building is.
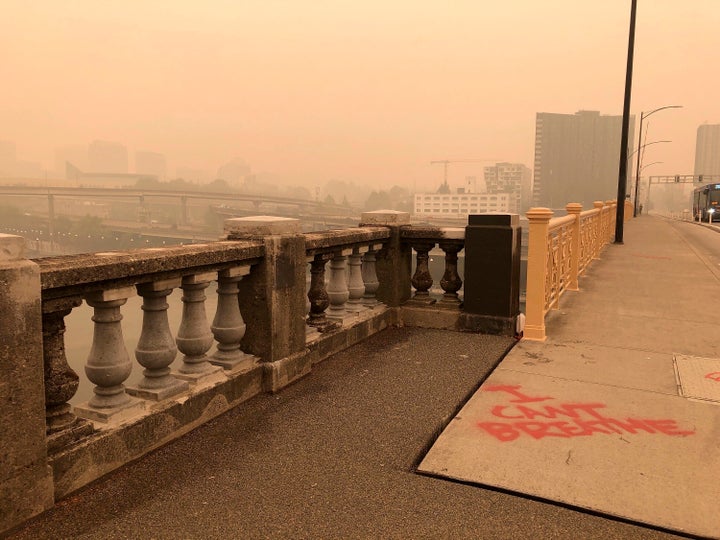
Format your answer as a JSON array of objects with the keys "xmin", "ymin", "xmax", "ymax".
[{"xmin": 413, "ymin": 192, "xmax": 511, "ymax": 219}]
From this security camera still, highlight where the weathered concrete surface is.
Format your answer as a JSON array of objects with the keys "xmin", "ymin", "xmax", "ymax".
[
  {"xmin": 419, "ymin": 216, "xmax": 720, "ymax": 538},
  {"xmin": 0, "ymin": 236, "xmax": 54, "ymax": 533},
  {"xmin": 360, "ymin": 211, "xmax": 412, "ymax": 307},
  {"xmin": 6, "ymin": 328, "xmax": 680, "ymax": 540}
]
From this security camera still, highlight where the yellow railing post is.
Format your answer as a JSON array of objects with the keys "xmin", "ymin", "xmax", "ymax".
[
  {"xmin": 566, "ymin": 203, "xmax": 582, "ymax": 291},
  {"xmin": 593, "ymin": 201, "xmax": 604, "ymax": 258},
  {"xmin": 524, "ymin": 207, "xmax": 553, "ymax": 341},
  {"xmin": 606, "ymin": 200, "xmax": 616, "ymax": 243}
]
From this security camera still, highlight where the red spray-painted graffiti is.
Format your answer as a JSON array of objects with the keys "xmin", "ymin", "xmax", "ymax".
[
  {"xmin": 705, "ymin": 372, "xmax": 720, "ymax": 382},
  {"xmin": 476, "ymin": 385, "xmax": 695, "ymax": 442}
]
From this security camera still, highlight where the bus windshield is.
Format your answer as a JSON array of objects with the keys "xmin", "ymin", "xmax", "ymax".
[{"xmin": 711, "ymin": 189, "xmax": 720, "ymax": 204}]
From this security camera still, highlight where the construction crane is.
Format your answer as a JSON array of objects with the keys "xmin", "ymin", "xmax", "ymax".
[{"xmin": 430, "ymin": 159, "xmax": 502, "ymax": 186}]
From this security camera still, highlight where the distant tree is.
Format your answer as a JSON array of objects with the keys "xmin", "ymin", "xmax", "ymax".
[
  {"xmin": 206, "ymin": 178, "xmax": 233, "ymax": 193},
  {"xmin": 341, "ymin": 195, "xmax": 350, "ymax": 207},
  {"xmin": 324, "ymin": 194, "xmax": 336, "ymax": 206},
  {"xmin": 53, "ymin": 216, "xmax": 72, "ymax": 234},
  {"xmin": 135, "ymin": 177, "xmax": 161, "ymax": 190},
  {"xmin": 364, "ymin": 190, "xmax": 393, "ymax": 211},
  {"xmin": 71, "ymin": 215, "xmax": 105, "ymax": 238},
  {"xmin": 436, "ymin": 181, "xmax": 451, "ymax": 194}
]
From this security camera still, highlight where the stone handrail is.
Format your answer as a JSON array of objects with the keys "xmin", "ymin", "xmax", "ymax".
[
  {"xmin": 524, "ymin": 201, "xmax": 617, "ymax": 341},
  {"xmin": 304, "ymin": 227, "xmax": 390, "ymax": 332},
  {"xmin": 401, "ymin": 226, "xmax": 465, "ymax": 307},
  {"xmin": 0, "ymin": 210, "xmax": 524, "ymax": 533},
  {"xmin": 36, "ymin": 240, "xmax": 265, "ymax": 446}
]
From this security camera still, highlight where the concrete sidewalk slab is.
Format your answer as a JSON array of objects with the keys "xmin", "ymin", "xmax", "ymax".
[
  {"xmin": 674, "ymin": 354, "xmax": 720, "ymax": 404},
  {"xmin": 500, "ymin": 340, "xmax": 679, "ymax": 396},
  {"xmin": 418, "ymin": 368, "xmax": 720, "ymax": 538},
  {"xmin": 419, "ymin": 217, "xmax": 720, "ymax": 539}
]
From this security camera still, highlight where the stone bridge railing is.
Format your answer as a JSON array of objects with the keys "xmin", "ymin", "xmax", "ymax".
[
  {"xmin": 0, "ymin": 211, "xmax": 522, "ymax": 533},
  {"xmin": 524, "ymin": 201, "xmax": 618, "ymax": 341}
]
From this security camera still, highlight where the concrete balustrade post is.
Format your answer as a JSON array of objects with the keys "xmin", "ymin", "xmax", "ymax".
[
  {"xmin": 327, "ymin": 250, "xmax": 351, "ymax": 320},
  {"xmin": 175, "ymin": 272, "xmax": 223, "ymax": 385},
  {"xmin": 347, "ymin": 247, "xmax": 367, "ymax": 313},
  {"xmin": 408, "ymin": 240, "xmax": 436, "ymax": 304},
  {"xmin": 524, "ymin": 208, "xmax": 554, "ymax": 341},
  {"xmin": 0, "ymin": 234, "xmax": 54, "ymax": 532},
  {"xmin": 566, "ymin": 203, "xmax": 582, "ymax": 291},
  {"xmin": 361, "ymin": 245, "xmax": 382, "ymax": 307},
  {"xmin": 42, "ymin": 297, "xmax": 83, "ymax": 433},
  {"xmin": 606, "ymin": 200, "xmax": 616, "ymax": 242},
  {"xmin": 127, "ymin": 279, "xmax": 189, "ymax": 400},
  {"xmin": 224, "ymin": 217, "xmax": 307, "ymax": 391},
  {"xmin": 210, "ymin": 266, "xmax": 255, "ymax": 372},
  {"xmin": 306, "ymin": 253, "xmax": 339, "ymax": 332},
  {"xmin": 460, "ymin": 214, "xmax": 521, "ymax": 335},
  {"xmin": 42, "ymin": 296, "xmax": 93, "ymax": 451},
  {"xmin": 75, "ymin": 286, "xmax": 144, "ymax": 422},
  {"xmin": 438, "ymin": 240, "xmax": 463, "ymax": 306},
  {"xmin": 593, "ymin": 201, "xmax": 605, "ymax": 258},
  {"xmin": 359, "ymin": 211, "xmax": 411, "ymax": 307}
]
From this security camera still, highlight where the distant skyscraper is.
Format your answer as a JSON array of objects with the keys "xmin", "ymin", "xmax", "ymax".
[
  {"xmin": 694, "ymin": 124, "xmax": 720, "ymax": 177},
  {"xmin": 135, "ymin": 151, "xmax": 167, "ymax": 179},
  {"xmin": 88, "ymin": 140, "xmax": 128, "ymax": 173},
  {"xmin": 484, "ymin": 162, "xmax": 532, "ymax": 213},
  {"xmin": 532, "ymin": 110, "xmax": 634, "ymax": 210}
]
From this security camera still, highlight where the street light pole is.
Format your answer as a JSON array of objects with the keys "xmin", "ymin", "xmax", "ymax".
[
  {"xmin": 614, "ymin": 0, "xmax": 637, "ymax": 244},
  {"xmin": 632, "ymin": 105, "xmax": 682, "ymax": 216}
]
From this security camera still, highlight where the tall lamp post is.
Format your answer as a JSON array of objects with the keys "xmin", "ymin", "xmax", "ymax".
[
  {"xmin": 614, "ymin": 0, "xmax": 637, "ymax": 244},
  {"xmin": 632, "ymin": 105, "xmax": 683, "ymax": 216}
]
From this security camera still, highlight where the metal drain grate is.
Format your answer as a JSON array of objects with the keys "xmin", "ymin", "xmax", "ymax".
[{"xmin": 673, "ymin": 354, "xmax": 720, "ymax": 404}]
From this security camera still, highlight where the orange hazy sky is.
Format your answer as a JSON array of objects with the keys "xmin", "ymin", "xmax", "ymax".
[{"xmin": 1, "ymin": 1, "xmax": 719, "ymax": 191}]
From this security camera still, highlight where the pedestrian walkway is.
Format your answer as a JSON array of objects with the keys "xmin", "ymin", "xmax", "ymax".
[{"xmin": 419, "ymin": 216, "xmax": 720, "ymax": 539}]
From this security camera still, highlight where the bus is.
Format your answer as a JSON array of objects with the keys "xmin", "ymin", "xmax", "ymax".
[{"xmin": 692, "ymin": 183, "xmax": 720, "ymax": 222}]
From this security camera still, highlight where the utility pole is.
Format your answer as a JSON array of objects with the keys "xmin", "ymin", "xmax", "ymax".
[{"xmin": 614, "ymin": 0, "xmax": 637, "ymax": 244}]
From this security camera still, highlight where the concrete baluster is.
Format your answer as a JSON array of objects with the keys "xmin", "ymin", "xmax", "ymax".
[
  {"xmin": 409, "ymin": 241, "xmax": 436, "ymax": 304},
  {"xmin": 593, "ymin": 201, "xmax": 604, "ymax": 258},
  {"xmin": 361, "ymin": 245, "xmax": 381, "ymax": 307},
  {"xmin": 175, "ymin": 272, "xmax": 223, "ymax": 384},
  {"xmin": 127, "ymin": 280, "xmax": 189, "ymax": 400},
  {"xmin": 438, "ymin": 240, "xmax": 463, "ymax": 305},
  {"xmin": 359, "ymin": 211, "xmax": 412, "ymax": 307},
  {"xmin": 327, "ymin": 249, "xmax": 351, "ymax": 320},
  {"xmin": 524, "ymin": 207, "xmax": 554, "ymax": 341},
  {"xmin": 307, "ymin": 253, "xmax": 338, "ymax": 332},
  {"xmin": 76, "ymin": 286, "xmax": 143, "ymax": 422},
  {"xmin": 42, "ymin": 297, "xmax": 85, "ymax": 433},
  {"xmin": 211, "ymin": 266, "xmax": 255, "ymax": 371},
  {"xmin": 346, "ymin": 247, "xmax": 366, "ymax": 313},
  {"xmin": 566, "ymin": 203, "xmax": 582, "ymax": 292}
]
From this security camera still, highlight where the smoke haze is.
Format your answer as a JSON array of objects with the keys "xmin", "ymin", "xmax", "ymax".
[{"xmin": 2, "ymin": 0, "xmax": 719, "ymax": 190}]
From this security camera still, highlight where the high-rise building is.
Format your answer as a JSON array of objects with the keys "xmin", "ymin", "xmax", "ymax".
[
  {"xmin": 484, "ymin": 162, "xmax": 532, "ymax": 213},
  {"xmin": 135, "ymin": 151, "xmax": 167, "ymax": 179},
  {"xmin": 532, "ymin": 110, "xmax": 634, "ymax": 210},
  {"xmin": 694, "ymin": 124, "xmax": 720, "ymax": 177},
  {"xmin": 88, "ymin": 140, "xmax": 128, "ymax": 173}
]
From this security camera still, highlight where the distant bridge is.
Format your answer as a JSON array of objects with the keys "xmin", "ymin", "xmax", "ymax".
[{"xmin": 0, "ymin": 185, "xmax": 355, "ymax": 213}]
